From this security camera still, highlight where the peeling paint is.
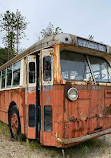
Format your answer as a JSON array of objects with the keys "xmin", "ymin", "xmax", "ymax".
[{"xmin": 103, "ymin": 105, "xmax": 111, "ymax": 116}]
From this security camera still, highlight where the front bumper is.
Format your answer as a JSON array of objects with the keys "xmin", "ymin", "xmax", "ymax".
[{"xmin": 57, "ymin": 128, "xmax": 111, "ymax": 144}]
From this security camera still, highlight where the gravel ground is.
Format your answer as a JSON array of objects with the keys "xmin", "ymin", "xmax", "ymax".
[
  {"xmin": 0, "ymin": 134, "xmax": 60, "ymax": 158},
  {"xmin": 1, "ymin": 125, "xmax": 111, "ymax": 158}
]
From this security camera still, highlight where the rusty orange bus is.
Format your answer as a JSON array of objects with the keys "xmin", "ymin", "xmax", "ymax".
[{"xmin": 0, "ymin": 33, "xmax": 111, "ymax": 147}]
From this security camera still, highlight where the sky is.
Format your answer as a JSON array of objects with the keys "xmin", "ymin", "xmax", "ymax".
[{"xmin": 0, "ymin": 0, "xmax": 111, "ymax": 50}]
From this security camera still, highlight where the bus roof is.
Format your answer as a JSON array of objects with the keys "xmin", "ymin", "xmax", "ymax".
[{"xmin": 0, "ymin": 33, "xmax": 111, "ymax": 71}]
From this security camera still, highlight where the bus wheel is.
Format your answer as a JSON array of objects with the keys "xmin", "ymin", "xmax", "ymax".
[{"xmin": 9, "ymin": 106, "xmax": 21, "ymax": 139}]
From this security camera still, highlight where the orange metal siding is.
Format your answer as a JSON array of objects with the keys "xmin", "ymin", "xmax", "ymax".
[{"xmin": 0, "ymin": 88, "xmax": 25, "ymax": 133}]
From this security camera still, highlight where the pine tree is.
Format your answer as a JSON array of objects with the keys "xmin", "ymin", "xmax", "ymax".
[
  {"xmin": 38, "ymin": 22, "xmax": 63, "ymax": 40},
  {"xmin": 0, "ymin": 10, "xmax": 28, "ymax": 60},
  {"xmin": 15, "ymin": 10, "xmax": 28, "ymax": 54}
]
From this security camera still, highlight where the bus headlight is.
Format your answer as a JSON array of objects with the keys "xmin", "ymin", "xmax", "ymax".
[{"xmin": 67, "ymin": 88, "xmax": 78, "ymax": 101}]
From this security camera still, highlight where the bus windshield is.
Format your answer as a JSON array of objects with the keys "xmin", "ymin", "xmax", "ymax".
[{"xmin": 60, "ymin": 51, "xmax": 111, "ymax": 82}]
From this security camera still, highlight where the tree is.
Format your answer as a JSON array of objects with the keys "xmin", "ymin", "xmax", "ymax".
[
  {"xmin": 0, "ymin": 10, "xmax": 28, "ymax": 60},
  {"xmin": 38, "ymin": 22, "xmax": 63, "ymax": 40},
  {"xmin": 0, "ymin": 11, "xmax": 16, "ymax": 60},
  {"xmin": 0, "ymin": 48, "xmax": 8, "ymax": 66},
  {"xmin": 14, "ymin": 10, "xmax": 28, "ymax": 54}
]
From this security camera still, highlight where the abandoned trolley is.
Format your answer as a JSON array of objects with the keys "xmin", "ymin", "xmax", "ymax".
[{"xmin": 0, "ymin": 33, "xmax": 111, "ymax": 147}]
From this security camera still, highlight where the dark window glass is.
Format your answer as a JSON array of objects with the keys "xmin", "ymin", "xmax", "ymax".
[
  {"xmin": 88, "ymin": 55, "xmax": 111, "ymax": 82},
  {"xmin": 13, "ymin": 61, "xmax": 20, "ymax": 86},
  {"xmin": 7, "ymin": 66, "xmax": 12, "ymax": 87},
  {"xmin": 2, "ymin": 69, "xmax": 6, "ymax": 89},
  {"xmin": 43, "ymin": 56, "xmax": 51, "ymax": 81},
  {"xmin": 29, "ymin": 104, "xmax": 35, "ymax": 127},
  {"xmin": 44, "ymin": 106, "xmax": 52, "ymax": 132},
  {"xmin": 29, "ymin": 62, "xmax": 35, "ymax": 83},
  {"xmin": 60, "ymin": 51, "xmax": 90, "ymax": 81}
]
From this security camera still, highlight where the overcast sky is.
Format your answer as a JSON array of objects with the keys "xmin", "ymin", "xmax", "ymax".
[{"xmin": 0, "ymin": 0, "xmax": 111, "ymax": 50}]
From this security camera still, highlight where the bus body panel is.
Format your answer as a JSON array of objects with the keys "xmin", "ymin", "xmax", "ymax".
[
  {"xmin": 42, "ymin": 83, "xmax": 111, "ymax": 147},
  {"xmin": 0, "ymin": 88, "xmax": 25, "ymax": 133}
]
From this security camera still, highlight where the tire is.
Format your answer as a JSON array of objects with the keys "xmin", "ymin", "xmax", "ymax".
[{"xmin": 9, "ymin": 106, "xmax": 21, "ymax": 139}]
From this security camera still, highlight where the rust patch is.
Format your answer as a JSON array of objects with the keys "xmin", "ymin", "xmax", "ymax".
[
  {"xmin": 72, "ymin": 124, "xmax": 84, "ymax": 133},
  {"xmin": 107, "ymin": 91, "xmax": 111, "ymax": 95},
  {"xmin": 103, "ymin": 105, "xmax": 111, "ymax": 116}
]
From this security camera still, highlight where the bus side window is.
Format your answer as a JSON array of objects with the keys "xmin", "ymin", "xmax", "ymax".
[
  {"xmin": 7, "ymin": 66, "xmax": 12, "ymax": 87},
  {"xmin": 29, "ymin": 62, "xmax": 35, "ymax": 83},
  {"xmin": 13, "ymin": 61, "xmax": 20, "ymax": 86},
  {"xmin": 43, "ymin": 56, "xmax": 51, "ymax": 81},
  {"xmin": 44, "ymin": 105, "xmax": 52, "ymax": 132},
  {"xmin": 1, "ymin": 69, "xmax": 6, "ymax": 89}
]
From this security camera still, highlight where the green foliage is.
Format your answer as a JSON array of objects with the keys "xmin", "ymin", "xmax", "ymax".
[
  {"xmin": 0, "ymin": 121, "xmax": 10, "ymax": 137},
  {"xmin": 14, "ymin": 9, "xmax": 28, "ymax": 54},
  {"xmin": 38, "ymin": 22, "xmax": 63, "ymax": 40},
  {"xmin": 0, "ymin": 47, "xmax": 9, "ymax": 66},
  {"xmin": 0, "ymin": 10, "xmax": 28, "ymax": 60},
  {"xmin": 62, "ymin": 149, "xmax": 65, "ymax": 158},
  {"xmin": 81, "ymin": 145, "xmax": 89, "ymax": 155},
  {"xmin": 0, "ymin": 10, "xmax": 16, "ymax": 59}
]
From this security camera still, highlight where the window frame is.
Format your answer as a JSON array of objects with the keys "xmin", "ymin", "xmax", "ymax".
[
  {"xmin": 44, "ymin": 105, "xmax": 52, "ymax": 132},
  {"xmin": 43, "ymin": 56, "xmax": 52, "ymax": 82},
  {"xmin": 88, "ymin": 55, "xmax": 111, "ymax": 83},
  {"xmin": 1, "ymin": 69, "xmax": 6, "ymax": 89},
  {"xmin": 60, "ymin": 50, "xmax": 111, "ymax": 83},
  {"xmin": 29, "ymin": 62, "xmax": 36, "ymax": 84},
  {"xmin": 41, "ymin": 48, "xmax": 54, "ymax": 87}
]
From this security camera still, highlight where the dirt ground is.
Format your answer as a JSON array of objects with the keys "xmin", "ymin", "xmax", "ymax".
[{"xmin": 1, "ymin": 123, "xmax": 111, "ymax": 158}]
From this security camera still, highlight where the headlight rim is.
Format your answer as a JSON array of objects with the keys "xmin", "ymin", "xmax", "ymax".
[{"xmin": 67, "ymin": 87, "xmax": 78, "ymax": 101}]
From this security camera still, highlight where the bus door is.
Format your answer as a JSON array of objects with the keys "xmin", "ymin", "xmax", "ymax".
[
  {"xmin": 40, "ymin": 48, "xmax": 54, "ymax": 145},
  {"xmin": 26, "ymin": 55, "xmax": 37, "ymax": 139}
]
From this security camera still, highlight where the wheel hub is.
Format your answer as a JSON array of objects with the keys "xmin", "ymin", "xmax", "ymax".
[{"xmin": 11, "ymin": 113, "xmax": 18, "ymax": 135}]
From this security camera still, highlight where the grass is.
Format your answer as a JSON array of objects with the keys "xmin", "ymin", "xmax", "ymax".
[
  {"xmin": 0, "ymin": 121, "xmax": 111, "ymax": 158},
  {"xmin": 60, "ymin": 138, "xmax": 110, "ymax": 158},
  {"xmin": 0, "ymin": 121, "xmax": 10, "ymax": 137}
]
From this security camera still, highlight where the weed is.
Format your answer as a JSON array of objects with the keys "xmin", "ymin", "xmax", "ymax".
[
  {"xmin": 62, "ymin": 149, "xmax": 65, "ymax": 158},
  {"xmin": 1, "ymin": 144, "xmax": 5, "ymax": 149},
  {"xmin": 0, "ymin": 121, "xmax": 10, "ymax": 137},
  {"xmin": 81, "ymin": 145, "xmax": 89, "ymax": 155},
  {"xmin": 27, "ymin": 139, "xmax": 30, "ymax": 158},
  {"xmin": 108, "ymin": 147, "xmax": 111, "ymax": 154},
  {"xmin": 100, "ymin": 147, "xmax": 106, "ymax": 154},
  {"xmin": 29, "ymin": 140, "xmax": 43, "ymax": 150}
]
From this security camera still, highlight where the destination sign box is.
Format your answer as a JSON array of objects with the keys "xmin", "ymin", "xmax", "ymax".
[{"xmin": 77, "ymin": 37, "xmax": 107, "ymax": 53}]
